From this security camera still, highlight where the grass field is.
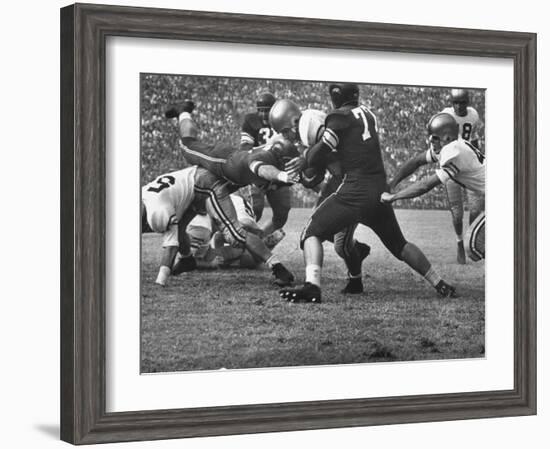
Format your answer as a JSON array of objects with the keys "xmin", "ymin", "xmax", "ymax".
[{"xmin": 141, "ymin": 208, "xmax": 485, "ymax": 373}]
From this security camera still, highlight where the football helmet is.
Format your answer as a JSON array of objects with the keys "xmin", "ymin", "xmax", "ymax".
[
  {"xmin": 256, "ymin": 92, "xmax": 276, "ymax": 122},
  {"xmin": 268, "ymin": 135, "xmax": 300, "ymax": 170},
  {"xmin": 269, "ymin": 99, "xmax": 302, "ymax": 135},
  {"xmin": 329, "ymin": 83, "xmax": 359, "ymax": 108},
  {"xmin": 451, "ymin": 88, "xmax": 469, "ymax": 116},
  {"xmin": 427, "ymin": 113, "xmax": 459, "ymax": 145}
]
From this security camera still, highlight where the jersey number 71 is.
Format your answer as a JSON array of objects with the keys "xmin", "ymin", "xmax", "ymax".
[{"xmin": 352, "ymin": 106, "xmax": 376, "ymax": 141}]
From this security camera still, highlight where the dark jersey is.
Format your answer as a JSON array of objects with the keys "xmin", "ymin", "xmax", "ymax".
[
  {"xmin": 222, "ymin": 147, "xmax": 281, "ymax": 189},
  {"xmin": 323, "ymin": 105, "xmax": 386, "ymax": 180},
  {"xmin": 241, "ymin": 112, "xmax": 274, "ymax": 147}
]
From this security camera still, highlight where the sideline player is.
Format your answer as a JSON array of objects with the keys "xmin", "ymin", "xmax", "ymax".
[
  {"xmin": 439, "ymin": 89, "xmax": 483, "ymax": 263},
  {"xmin": 381, "ymin": 112, "xmax": 485, "ymax": 261},
  {"xmin": 165, "ymin": 100, "xmax": 298, "ymax": 286},
  {"xmin": 269, "ymin": 99, "xmax": 371, "ymax": 294},
  {"xmin": 278, "ymin": 84, "xmax": 455, "ymax": 303}
]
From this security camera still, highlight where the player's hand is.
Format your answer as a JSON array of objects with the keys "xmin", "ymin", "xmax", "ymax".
[
  {"xmin": 276, "ymin": 171, "xmax": 299, "ymax": 184},
  {"xmin": 380, "ymin": 192, "xmax": 395, "ymax": 204},
  {"xmin": 285, "ymin": 156, "xmax": 306, "ymax": 177}
]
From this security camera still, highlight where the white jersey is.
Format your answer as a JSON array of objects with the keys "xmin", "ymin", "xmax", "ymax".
[
  {"xmin": 298, "ymin": 109, "xmax": 326, "ymax": 148},
  {"xmin": 441, "ymin": 106, "xmax": 481, "ymax": 142},
  {"xmin": 142, "ymin": 166, "xmax": 197, "ymax": 247},
  {"xmin": 426, "ymin": 140, "xmax": 485, "ymax": 194}
]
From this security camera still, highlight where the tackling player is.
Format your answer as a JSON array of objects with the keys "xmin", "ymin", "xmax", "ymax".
[
  {"xmin": 269, "ymin": 99, "xmax": 372, "ymax": 294},
  {"xmin": 438, "ymin": 89, "xmax": 483, "ymax": 263},
  {"xmin": 381, "ymin": 112, "xmax": 485, "ymax": 261},
  {"xmin": 278, "ymin": 84, "xmax": 456, "ymax": 303},
  {"xmin": 165, "ymin": 100, "xmax": 298, "ymax": 286}
]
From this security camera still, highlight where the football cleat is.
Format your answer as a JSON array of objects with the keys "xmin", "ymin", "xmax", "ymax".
[
  {"xmin": 171, "ymin": 255, "xmax": 197, "ymax": 275},
  {"xmin": 165, "ymin": 99, "xmax": 195, "ymax": 118},
  {"xmin": 341, "ymin": 277, "xmax": 364, "ymax": 294},
  {"xmin": 279, "ymin": 282, "xmax": 322, "ymax": 304},
  {"xmin": 457, "ymin": 241, "xmax": 466, "ymax": 265},
  {"xmin": 271, "ymin": 263, "xmax": 295, "ymax": 287},
  {"xmin": 435, "ymin": 280, "xmax": 457, "ymax": 298}
]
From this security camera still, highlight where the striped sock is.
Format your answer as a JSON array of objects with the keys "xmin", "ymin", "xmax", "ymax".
[{"xmin": 423, "ymin": 267, "xmax": 442, "ymax": 287}]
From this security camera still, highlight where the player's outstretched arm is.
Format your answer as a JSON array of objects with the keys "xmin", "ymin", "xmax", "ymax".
[
  {"xmin": 388, "ymin": 152, "xmax": 430, "ymax": 191},
  {"xmin": 382, "ymin": 174, "xmax": 441, "ymax": 204},
  {"xmin": 255, "ymin": 164, "xmax": 297, "ymax": 184}
]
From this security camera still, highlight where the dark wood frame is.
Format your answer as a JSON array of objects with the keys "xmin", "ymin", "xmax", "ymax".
[{"xmin": 60, "ymin": 3, "xmax": 537, "ymax": 445}]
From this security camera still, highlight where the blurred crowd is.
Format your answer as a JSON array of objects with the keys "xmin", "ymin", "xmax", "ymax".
[{"xmin": 141, "ymin": 74, "xmax": 485, "ymax": 209}]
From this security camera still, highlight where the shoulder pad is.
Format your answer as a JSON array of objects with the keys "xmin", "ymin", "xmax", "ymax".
[
  {"xmin": 439, "ymin": 141, "xmax": 461, "ymax": 164},
  {"xmin": 325, "ymin": 110, "xmax": 351, "ymax": 130},
  {"xmin": 467, "ymin": 107, "xmax": 480, "ymax": 121}
]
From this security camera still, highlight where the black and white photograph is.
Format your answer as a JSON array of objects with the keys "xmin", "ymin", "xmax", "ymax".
[{"xmin": 140, "ymin": 75, "xmax": 486, "ymax": 373}]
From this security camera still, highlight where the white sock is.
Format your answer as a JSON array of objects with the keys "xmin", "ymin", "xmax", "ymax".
[
  {"xmin": 155, "ymin": 265, "xmax": 171, "ymax": 286},
  {"xmin": 456, "ymin": 234, "xmax": 464, "ymax": 243},
  {"xmin": 423, "ymin": 267, "xmax": 442, "ymax": 287},
  {"xmin": 305, "ymin": 264, "xmax": 322, "ymax": 287},
  {"xmin": 266, "ymin": 255, "xmax": 280, "ymax": 268}
]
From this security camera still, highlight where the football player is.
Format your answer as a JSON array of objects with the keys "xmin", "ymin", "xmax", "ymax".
[
  {"xmin": 239, "ymin": 92, "xmax": 280, "ymax": 222},
  {"xmin": 141, "ymin": 166, "xmax": 201, "ymax": 286},
  {"xmin": 279, "ymin": 84, "xmax": 455, "ymax": 303},
  {"xmin": 165, "ymin": 101, "xmax": 298, "ymax": 286},
  {"xmin": 440, "ymin": 88, "xmax": 484, "ymax": 263},
  {"xmin": 185, "ymin": 194, "xmax": 278, "ymax": 270},
  {"xmin": 240, "ymin": 92, "xmax": 277, "ymax": 149},
  {"xmin": 382, "ymin": 112, "xmax": 485, "ymax": 261},
  {"xmin": 269, "ymin": 99, "xmax": 372, "ymax": 294}
]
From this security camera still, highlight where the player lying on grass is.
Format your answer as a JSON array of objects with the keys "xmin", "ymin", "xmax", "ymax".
[
  {"xmin": 142, "ymin": 164, "xmax": 294, "ymax": 287},
  {"xmin": 164, "ymin": 100, "xmax": 299, "ymax": 285},
  {"xmin": 183, "ymin": 194, "xmax": 286, "ymax": 269},
  {"xmin": 382, "ymin": 112, "xmax": 486, "ymax": 261},
  {"xmin": 268, "ymin": 99, "xmax": 372, "ymax": 294},
  {"xmin": 276, "ymin": 84, "xmax": 456, "ymax": 303}
]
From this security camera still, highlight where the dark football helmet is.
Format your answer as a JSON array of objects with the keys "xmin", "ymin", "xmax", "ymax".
[
  {"xmin": 329, "ymin": 83, "xmax": 359, "ymax": 108},
  {"xmin": 427, "ymin": 113, "xmax": 459, "ymax": 146},
  {"xmin": 269, "ymin": 99, "xmax": 302, "ymax": 137},
  {"xmin": 268, "ymin": 135, "xmax": 300, "ymax": 170},
  {"xmin": 256, "ymin": 92, "xmax": 276, "ymax": 123},
  {"xmin": 451, "ymin": 88, "xmax": 469, "ymax": 116}
]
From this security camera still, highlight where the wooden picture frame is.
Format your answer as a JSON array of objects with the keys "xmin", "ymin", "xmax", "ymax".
[{"xmin": 60, "ymin": 3, "xmax": 536, "ymax": 444}]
